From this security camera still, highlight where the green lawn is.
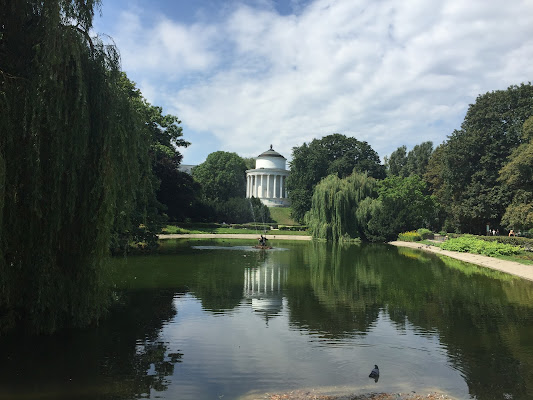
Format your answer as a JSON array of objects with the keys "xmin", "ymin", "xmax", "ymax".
[{"xmin": 268, "ymin": 207, "xmax": 298, "ymax": 226}]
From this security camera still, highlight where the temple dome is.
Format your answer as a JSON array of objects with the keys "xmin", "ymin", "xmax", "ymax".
[
  {"xmin": 256, "ymin": 145, "xmax": 286, "ymax": 170},
  {"xmin": 246, "ymin": 144, "xmax": 290, "ymax": 207},
  {"xmin": 257, "ymin": 145, "xmax": 286, "ymax": 159}
]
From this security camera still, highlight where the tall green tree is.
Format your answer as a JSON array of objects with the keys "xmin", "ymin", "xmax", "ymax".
[
  {"xmin": 384, "ymin": 145, "xmax": 407, "ymax": 176},
  {"xmin": 110, "ymin": 74, "xmax": 191, "ymax": 251},
  {"xmin": 498, "ymin": 116, "xmax": 533, "ymax": 231},
  {"xmin": 0, "ymin": 1, "xmax": 156, "ymax": 332},
  {"xmin": 243, "ymin": 157, "xmax": 256, "ymax": 171},
  {"xmin": 128, "ymin": 78, "xmax": 193, "ymax": 224},
  {"xmin": 359, "ymin": 175, "xmax": 437, "ymax": 242},
  {"xmin": 436, "ymin": 83, "xmax": 533, "ymax": 233},
  {"xmin": 385, "ymin": 142, "xmax": 433, "ymax": 177},
  {"xmin": 287, "ymin": 134, "xmax": 385, "ymax": 222},
  {"xmin": 305, "ymin": 172, "xmax": 378, "ymax": 241},
  {"xmin": 404, "ymin": 141, "xmax": 433, "ymax": 176},
  {"xmin": 192, "ymin": 151, "xmax": 247, "ymax": 202}
]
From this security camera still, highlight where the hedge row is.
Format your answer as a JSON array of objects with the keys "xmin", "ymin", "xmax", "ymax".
[
  {"xmin": 277, "ymin": 225, "xmax": 308, "ymax": 231},
  {"xmin": 477, "ymin": 235, "xmax": 533, "ymax": 251},
  {"xmin": 439, "ymin": 236, "xmax": 523, "ymax": 256}
]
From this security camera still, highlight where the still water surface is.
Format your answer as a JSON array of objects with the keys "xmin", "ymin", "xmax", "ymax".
[{"xmin": 1, "ymin": 240, "xmax": 533, "ymax": 399}]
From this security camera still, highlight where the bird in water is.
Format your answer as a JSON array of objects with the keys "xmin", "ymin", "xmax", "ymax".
[{"xmin": 369, "ymin": 365, "xmax": 379, "ymax": 382}]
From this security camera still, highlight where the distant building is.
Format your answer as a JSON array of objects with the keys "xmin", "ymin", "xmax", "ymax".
[
  {"xmin": 178, "ymin": 164, "xmax": 195, "ymax": 175},
  {"xmin": 246, "ymin": 145, "xmax": 290, "ymax": 207}
]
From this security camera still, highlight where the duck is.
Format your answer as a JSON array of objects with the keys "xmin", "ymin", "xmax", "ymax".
[{"xmin": 369, "ymin": 364, "xmax": 379, "ymax": 382}]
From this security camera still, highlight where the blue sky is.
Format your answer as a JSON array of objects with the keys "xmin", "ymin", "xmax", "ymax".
[{"xmin": 93, "ymin": 0, "xmax": 533, "ymax": 166}]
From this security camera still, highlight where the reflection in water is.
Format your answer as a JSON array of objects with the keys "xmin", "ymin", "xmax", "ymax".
[
  {"xmin": 1, "ymin": 240, "xmax": 533, "ymax": 400},
  {"xmin": 0, "ymin": 288, "xmax": 185, "ymax": 400},
  {"xmin": 243, "ymin": 260, "xmax": 287, "ymax": 323}
]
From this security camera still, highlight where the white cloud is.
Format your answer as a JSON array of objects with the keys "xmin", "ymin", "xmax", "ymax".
[
  {"xmin": 112, "ymin": 9, "xmax": 219, "ymax": 78},
  {"xmin": 102, "ymin": 0, "xmax": 533, "ymax": 164}
]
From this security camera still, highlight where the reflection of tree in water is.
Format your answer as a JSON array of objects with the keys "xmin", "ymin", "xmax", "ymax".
[
  {"xmin": 283, "ymin": 242, "xmax": 533, "ymax": 399},
  {"xmin": 98, "ymin": 241, "xmax": 533, "ymax": 400},
  {"xmin": 285, "ymin": 242, "xmax": 382, "ymax": 336},
  {"xmin": 191, "ymin": 249, "xmax": 263, "ymax": 312},
  {"xmin": 0, "ymin": 288, "xmax": 185, "ymax": 399},
  {"xmin": 384, "ymin": 251, "xmax": 533, "ymax": 400},
  {"xmin": 97, "ymin": 288, "xmax": 185, "ymax": 398}
]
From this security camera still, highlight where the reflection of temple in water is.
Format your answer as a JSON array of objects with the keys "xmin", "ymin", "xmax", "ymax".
[{"xmin": 243, "ymin": 261, "xmax": 287, "ymax": 323}]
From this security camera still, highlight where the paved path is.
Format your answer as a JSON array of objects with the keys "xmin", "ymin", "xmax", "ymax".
[
  {"xmin": 158, "ymin": 233, "xmax": 313, "ymax": 241},
  {"xmin": 389, "ymin": 241, "xmax": 533, "ymax": 282}
]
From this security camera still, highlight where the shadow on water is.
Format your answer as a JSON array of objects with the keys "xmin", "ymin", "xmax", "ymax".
[
  {"xmin": 0, "ymin": 284, "xmax": 186, "ymax": 399},
  {"xmin": 1, "ymin": 240, "xmax": 533, "ymax": 399}
]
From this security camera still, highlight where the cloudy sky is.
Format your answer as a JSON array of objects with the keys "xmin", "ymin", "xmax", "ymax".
[{"xmin": 93, "ymin": 0, "xmax": 533, "ymax": 166}]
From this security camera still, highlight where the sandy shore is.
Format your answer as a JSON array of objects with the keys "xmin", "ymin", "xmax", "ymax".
[
  {"xmin": 389, "ymin": 240, "xmax": 533, "ymax": 282},
  {"xmin": 243, "ymin": 388, "xmax": 454, "ymax": 400}
]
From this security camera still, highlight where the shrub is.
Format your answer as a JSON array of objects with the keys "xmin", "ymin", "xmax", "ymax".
[
  {"xmin": 440, "ymin": 236, "xmax": 522, "ymax": 256},
  {"xmin": 417, "ymin": 228, "xmax": 434, "ymax": 240},
  {"xmin": 476, "ymin": 235, "xmax": 533, "ymax": 252},
  {"xmin": 278, "ymin": 225, "xmax": 308, "ymax": 231},
  {"xmin": 398, "ymin": 231, "xmax": 422, "ymax": 242}
]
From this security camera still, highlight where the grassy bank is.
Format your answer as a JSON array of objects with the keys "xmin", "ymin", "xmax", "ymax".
[
  {"xmin": 421, "ymin": 239, "xmax": 533, "ymax": 265},
  {"xmin": 162, "ymin": 225, "xmax": 309, "ymax": 236},
  {"xmin": 269, "ymin": 207, "xmax": 298, "ymax": 225}
]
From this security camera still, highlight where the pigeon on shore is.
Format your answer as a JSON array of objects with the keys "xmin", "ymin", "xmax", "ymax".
[{"xmin": 369, "ymin": 364, "xmax": 379, "ymax": 382}]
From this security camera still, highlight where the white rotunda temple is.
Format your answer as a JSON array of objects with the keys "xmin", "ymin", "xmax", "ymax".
[{"xmin": 246, "ymin": 145, "xmax": 290, "ymax": 207}]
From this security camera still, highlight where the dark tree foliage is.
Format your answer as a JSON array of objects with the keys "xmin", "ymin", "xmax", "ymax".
[
  {"xmin": 243, "ymin": 157, "xmax": 256, "ymax": 171},
  {"xmin": 192, "ymin": 151, "xmax": 247, "ymax": 202},
  {"xmin": 385, "ymin": 142, "xmax": 433, "ymax": 177},
  {"xmin": 359, "ymin": 175, "xmax": 437, "ymax": 242},
  {"xmin": 287, "ymin": 133, "xmax": 385, "ymax": 222},
  {"xmin": 190, "ymin": 151, "xmax": 270, "ymax": 223},
  {"xmin": 0, "ymin": 1, "xmax": 156, "ymax": 332},
  {"xmin": 156, "ymin": 165, "xmax": 200, "ymax": 222},
  {"xmin": 436, "ymin": 83, "xmax": 533, "ymax": 233},
  {"xmin": 404, "ymin": 141, "xmax": 433, "ymax": 177},
  {"xmin": 498, "ymin": 116, "xmax": 533, "ymax": 230},
  {"xmin": 108, "ymin": 74, "xmax": 192, "ymax": 245},
  {"xmin": 384, "ymin": 145, "xmax": 407, "ymax": 176},
  {"xmin": 190, "ymin": 197, "xmax": 271, "ymax": 224}
]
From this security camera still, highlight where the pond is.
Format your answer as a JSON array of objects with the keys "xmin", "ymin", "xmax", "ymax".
[{"xmin": 1, "ymin": 239, "xmax": 533, "ymax": 400}]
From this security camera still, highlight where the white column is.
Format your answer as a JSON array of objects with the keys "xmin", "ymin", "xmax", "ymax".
[
  {"xmin": 246, "ymin": 175, "xmax": 250, "ymax": 197},
  {"xmin": 267, "ymin": 175, "xmax": 271, "ymax": 198},
  {"xmin": 280, "ymin": 176, "xmax": 284, "ymax": 198},
  {"xmin": 273, "ymin": 174, "xmax": 278, "ymax": 198}
]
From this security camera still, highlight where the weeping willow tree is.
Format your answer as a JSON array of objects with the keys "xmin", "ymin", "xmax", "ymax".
[
  {"xmin": 305, "ymin": 172, "xmax": 378, "ymax": 241},
  {"xmin": 0, "ymin": 1, "xmax": 155, "ymax": 333}
]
